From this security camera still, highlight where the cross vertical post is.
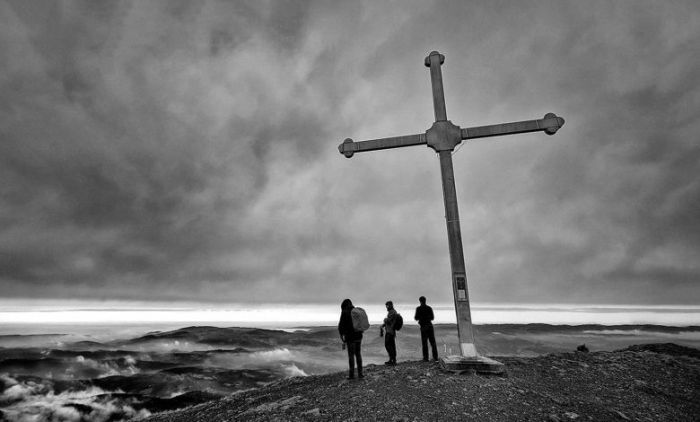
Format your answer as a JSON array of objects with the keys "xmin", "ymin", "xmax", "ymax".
[
  {"xmin": 338, "ymin": 51, "xmax": 564, "ymax": 372},
  {"xmin": 425, "ymin": 51, "xmax": 477, "ymax": 358}
]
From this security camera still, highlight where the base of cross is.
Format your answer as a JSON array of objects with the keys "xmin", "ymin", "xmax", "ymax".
[{"xmin": 439, "ymin": 355, "xmax": 505, "ymax": 375}]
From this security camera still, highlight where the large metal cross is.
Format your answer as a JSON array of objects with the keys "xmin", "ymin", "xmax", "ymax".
[{"xmin": 338, "ymin": 51, "xmax": 564, "ymax": 367}]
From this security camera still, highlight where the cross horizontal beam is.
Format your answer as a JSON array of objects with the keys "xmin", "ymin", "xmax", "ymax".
[
  {"xmin": 338, "ymin": 133, "xmax": 427, "ymax": 158},
  {"xmin": 461, "ymin": 113, "xmax": 564, "ymax": 140},
  {"xmin": 338, "ymin": 112, "xmax": 564, "ymax": 158}
]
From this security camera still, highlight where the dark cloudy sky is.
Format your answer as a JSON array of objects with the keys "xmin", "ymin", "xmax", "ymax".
[{"xmin": 1, "ymin": 0, "xmax": 698, "ymax": 306}]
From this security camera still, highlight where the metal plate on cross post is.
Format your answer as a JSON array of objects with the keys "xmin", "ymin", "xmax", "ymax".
[{"xmin": 455, "ymin": 275, "xmax": 467, "ymax": 301}]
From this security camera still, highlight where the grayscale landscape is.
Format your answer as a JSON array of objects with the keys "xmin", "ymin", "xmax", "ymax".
[{"xmin": 2, "ymin": 1, "xmax": 699, "ymax": 421}]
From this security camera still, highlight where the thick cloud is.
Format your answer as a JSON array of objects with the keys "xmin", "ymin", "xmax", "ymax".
[
  {"xmin": 0, "ymin": 374, "xmax": 150, "ymax": 422},
  {"xmin": 1, "ymin": 1, "xmax": 698, "ymax": 305}
]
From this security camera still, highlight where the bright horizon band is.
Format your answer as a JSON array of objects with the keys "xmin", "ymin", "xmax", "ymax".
[{"xmin": 1, "ymin": 301, "xmax": 698, "ymax": 326}]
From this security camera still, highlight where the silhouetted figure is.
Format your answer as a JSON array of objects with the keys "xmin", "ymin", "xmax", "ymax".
[
  {"xmin": 380, "ymin": 300, "xmax": 398, "ymax": 365},
  {"xmin": 577, "ymin": 344, "xmax": 589, "ymax": 353},
  {"xmin": 338, "ymin": 298, "xmax": 363, "ymax": 379},
  {"xmin": 414, "ymin": 296, "xmax": 438, "ymax": 361}
]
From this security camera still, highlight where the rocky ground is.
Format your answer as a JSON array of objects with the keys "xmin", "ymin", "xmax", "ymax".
[{"xmin": 141, "ymin": 343, "xmax": 699, "ymax": 421}]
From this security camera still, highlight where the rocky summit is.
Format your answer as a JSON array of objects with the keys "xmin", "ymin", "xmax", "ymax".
[{"xmin": 142, "ymin": 343, "xmax": 699, "ymax": 421}]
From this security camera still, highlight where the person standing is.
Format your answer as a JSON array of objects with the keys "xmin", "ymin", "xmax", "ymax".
[
  {"xmin": 380, "ymin": 300, "xmax": 398, "ymax": 365},
  {"xmin": 414, "ymin": 296, "xmax": 438, "ymax": 362},
  {"xmin": 338, "ymin": 298, "xmax": 363, "ymax": 379}
]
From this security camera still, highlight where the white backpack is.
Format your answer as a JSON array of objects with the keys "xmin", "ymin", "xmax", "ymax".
[{"xmin": 351, "ymin": 307, "xmax": 370, "ymax": 332}]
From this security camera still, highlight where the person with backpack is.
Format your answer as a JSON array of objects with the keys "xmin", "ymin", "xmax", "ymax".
[
  {"xmin": 414, "ymin": 295, "xmax": 439, "ymax": 362},
  {"xmin": 380, "ymin": 300, "xmax": 401, "ymax": 365},
  {"xmin": 338, "ymin": 298, "xmax": 364, "ymax": 379}
]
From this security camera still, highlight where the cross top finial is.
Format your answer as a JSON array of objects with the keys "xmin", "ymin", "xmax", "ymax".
[{"xmin": 425, "ymin": 51, "xmax": 445, "ymax": 67}]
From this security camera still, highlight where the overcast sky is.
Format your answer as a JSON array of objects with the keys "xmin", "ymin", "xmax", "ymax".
[{"xmin": 1, "ymin": 0, "xmax": 698, "ymax": 307}]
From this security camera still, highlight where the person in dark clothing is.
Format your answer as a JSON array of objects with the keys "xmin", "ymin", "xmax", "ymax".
[
  {"xmin": 380, "ymin": 300, "xmax": 398, "ymax": 365},
  {"xmin": 338, "ymin": 298, "xmax": 363, "ymax": 379},
  {"xmin": 414, "ymin": 296, "xmax": 438, "ymax": 361}
]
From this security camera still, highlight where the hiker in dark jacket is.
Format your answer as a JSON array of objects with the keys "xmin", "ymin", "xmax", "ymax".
[
  {"xmin": 338, "ymin": 298, "xmax": 363, "ymax": 379},
  {"xmin": 380, "ymin": 300, "xmax": 398, "ymax": 365},
  {"xmin": 414, "ymin": 296, "xmax": 438, "ymax": 361}
]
